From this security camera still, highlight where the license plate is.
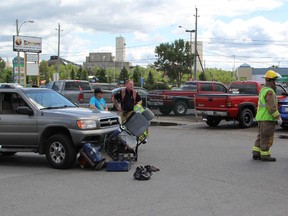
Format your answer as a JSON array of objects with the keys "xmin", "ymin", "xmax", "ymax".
[
  {"xmin": 207, "ymin": 111, "xmax": 214, "ymax": 115},
  {"xmin": 150, "ymin": 102, "xmax": 163, "ymax": 106}
]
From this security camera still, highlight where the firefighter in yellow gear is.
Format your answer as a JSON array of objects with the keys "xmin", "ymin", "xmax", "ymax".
[{"xmin": 252, "ymin": 70, "xmax": 282, "ymax": 162}]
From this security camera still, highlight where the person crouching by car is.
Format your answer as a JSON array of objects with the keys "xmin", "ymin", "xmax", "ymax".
[{"xmin": 89, "ymin": 88, "xmax": 108, "ymax": 111}]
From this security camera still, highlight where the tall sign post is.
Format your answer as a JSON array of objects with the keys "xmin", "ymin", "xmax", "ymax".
[{"xmin": 13, "ymin": 35, "xmax": 42, "ymax": 86}]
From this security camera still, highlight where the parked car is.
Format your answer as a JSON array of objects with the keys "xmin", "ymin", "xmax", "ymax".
[
  {"xmin": 149, "ymin": 81, "xmax": 228, "ymax": 115},
  {"xmin": 195, "ymin": 81, "xmax": 288, "ymax": 128},
  {"xmin": 112, "ymin": 87, "xmax": 150, "ymax": 108},
  {"xmin": 0, "ymin": 83, "xmax": 23, "ymax": 88},
  {"xmin": 45, "ymin": 80, "xmax": 94, "ymax": 108},
  {"xmin": 278, "ymin": 97, "xmax": 288, "ymax": 129}
]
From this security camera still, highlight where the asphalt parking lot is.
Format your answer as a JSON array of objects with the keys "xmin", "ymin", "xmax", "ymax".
[{"xmin": 2, "ymin": 111, "xmax": 288, "ymax": 216}]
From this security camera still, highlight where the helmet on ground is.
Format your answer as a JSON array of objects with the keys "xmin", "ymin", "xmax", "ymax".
[{"xmin": 263, "ymin": 70, "xmax": 278, "ymax": 80}]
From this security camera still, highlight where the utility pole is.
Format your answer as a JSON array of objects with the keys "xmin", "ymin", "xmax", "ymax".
[
  {"xmin": 194, "ymin": 7, "xmax": 199, "ymax": 81},
  {"xmin": 57, "ymin": 23, "xmax": 61, "ymax": 75}
]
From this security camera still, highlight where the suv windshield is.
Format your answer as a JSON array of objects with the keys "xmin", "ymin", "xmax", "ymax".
[{"xmin": 25, "ymin": 90, "xmax": 76, "ymax": 109}]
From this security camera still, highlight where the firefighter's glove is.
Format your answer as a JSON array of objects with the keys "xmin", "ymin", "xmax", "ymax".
[{"xmin": 277, "ymin": 117, "xmax": 283, "ymax": 126}]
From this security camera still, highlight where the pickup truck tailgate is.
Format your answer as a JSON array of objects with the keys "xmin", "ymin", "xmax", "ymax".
[{"xmin": 195, "ymin": 94, "xmax": 229, "ymax": 110}]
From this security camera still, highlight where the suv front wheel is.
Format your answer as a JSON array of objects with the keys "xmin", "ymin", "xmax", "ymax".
[{"xmin": 45, "ymin": 134, "xmax": 77, "ymax": 169}]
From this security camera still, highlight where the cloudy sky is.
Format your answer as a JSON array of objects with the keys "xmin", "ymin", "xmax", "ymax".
[{"xmin": 1, "ymin": 0, "xmax": 288, "ymax": 71}]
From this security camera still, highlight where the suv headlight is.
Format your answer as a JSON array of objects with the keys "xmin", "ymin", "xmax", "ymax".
[{"xmin": 77, "ymin": 120, "xmax": 97, "ymax": 129}]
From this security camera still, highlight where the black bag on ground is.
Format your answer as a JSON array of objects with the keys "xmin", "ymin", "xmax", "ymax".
[{"xmin": 133, "ymin": 166, "xmax": 152, "ymax": 180}]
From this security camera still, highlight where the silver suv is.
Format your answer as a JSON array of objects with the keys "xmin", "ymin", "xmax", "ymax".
[{"xmin": 0, "ymin": 87, "xmax": 120, "ymax": 169}]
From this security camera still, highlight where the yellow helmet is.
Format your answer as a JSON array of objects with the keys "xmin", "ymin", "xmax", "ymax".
[{"xmin": 263, "ymin": 70, "xmax": 278, "ymax": 79}]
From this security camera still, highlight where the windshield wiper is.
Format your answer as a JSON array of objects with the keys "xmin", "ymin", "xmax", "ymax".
[{"xmin": 40, "ymin": 105, "xmax": 72, "ymax": 110}]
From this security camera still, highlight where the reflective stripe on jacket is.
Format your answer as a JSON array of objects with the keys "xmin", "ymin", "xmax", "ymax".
[{"xmin": 134, "ymin": 104, "xmax": 144, "ymax": 113}]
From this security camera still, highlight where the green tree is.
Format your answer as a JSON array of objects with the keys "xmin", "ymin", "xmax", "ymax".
[
  {"xmin": 0, "ymin": 58, "xmax": 6, "ymax": 82},
  {"xmin": 76, "ymin": 67, "xmax": 83, "ymax": 80},
  {"xmin": 39, "ymin": 60, "xmax": 50, "ymax": 84},
  {"xmin": 0, "ymin": 58, "xmax": 12, "ymax": 83},
  {"xmin": 144, "ymin": 71, "xmax": 155, "ymax": 90},
  {"xmin": 198, "ymin": 72, "xmax": 207, "ymax": 81},
  {"xmin": 119, "ymin": 67, "xmax": 129, "ymax": 83},
  {"xmin": 154, "ymin": 39, "xmax": 192, "ymax": 87},
  {"xmin": 148, "ymin": 71, "xmax": 155, "ymax": 84},
  {"xmin": 132, "ymin": 65, "xmax": 142, "ymax": 86},
  {"xmin": 0, "ymin": 57, "xmax": 5, "ymax": 71},
  {"xmin": 70, "ymin": 68, "xmax": 76, "ymax": 80},
  {"xmin": 106, "ymin": 68, "xmax": 114, "ymax": 83},
  {"xmin": 96, "ymin": 68, "xmax": 107, "ymax": 82},
  {"xmin": 204, "ymin": 68, "xmax": 235, "ymax": 84},
  {"xmin": 80, "ymin": 68, "xmax": 88, "ymax": 80}
]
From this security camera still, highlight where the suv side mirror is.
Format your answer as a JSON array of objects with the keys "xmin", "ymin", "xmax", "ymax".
[{"xmin": 16, "ymin": 106, "xmax": 33, "ymax": 115}]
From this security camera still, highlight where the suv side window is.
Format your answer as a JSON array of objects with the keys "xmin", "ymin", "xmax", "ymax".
[
  {"xmin": 200, "ymin": 83, "xmax": 212, "ymax": 91},
  {"xmin": 52, "ymin": 81, "xmax": 63, "ymax": 92},
  {"xmin": 66, "ymin": 81, "xmax": 91, "ymax": 91},
  {"xmin": 276, "ymin": 85, "xmax": 286, "ymax": 96},
  {"xmin": 214, "ymin": 84, "xmax": 227, "ymax": 92},
  {"xmin": 182, "ymin": 82, "xmax": 197, "ymax": 91},
  {"xmin": 1, "ymin": 93, "xmax": 28, "ymax": 114},
  {"xmin": 45, "ymin": 82, "xmax": 54, "ymax": 89}
]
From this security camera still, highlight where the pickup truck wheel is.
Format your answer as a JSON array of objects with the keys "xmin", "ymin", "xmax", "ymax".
[
  {"xmin": 173, "ymin": 101, "xmax": 187, "ymax": 116},
  {"xmin": 206, "ymin": 118, "xmax": 221, "ymax": 127},
  {"xmin": 159, "ymin": 107, "xmax": 172, "ymax": 115},
  {"xmin": 45, "ymin": 134, "xmax": 77, "ymax": 169},
  {"xmin": 239, "ymin": 109, "xmax": 254, "ymax": 128}
]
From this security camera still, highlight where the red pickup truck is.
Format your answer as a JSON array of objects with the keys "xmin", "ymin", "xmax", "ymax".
[
  {"xmin": 148, "ymin": 81, "xmax": 228, "ymax": 116},
  {"xmin": 195, "ymin": 81, "xmax": 288, "ymax": 128}
]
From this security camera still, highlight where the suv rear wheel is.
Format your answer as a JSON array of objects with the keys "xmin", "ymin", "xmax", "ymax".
[
  {"xmin": 45, "ymin": 134, "xmax": 77, "ymax": 169},
  {"xmin": 173, "ymin": 101, "xmax": 187, "ymax": 116},
  {"xmin": 239, "ymin": 108, "xmax": 254, "ymax": 128}
]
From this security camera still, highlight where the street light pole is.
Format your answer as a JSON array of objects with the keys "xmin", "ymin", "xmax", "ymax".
[
  {"xmin": 179, "ymin": 26, "xmax": 195, "ymax": 80},
  {"xmin": 16, "ymin": 19, "xmax": 34, "ymax": 84}
]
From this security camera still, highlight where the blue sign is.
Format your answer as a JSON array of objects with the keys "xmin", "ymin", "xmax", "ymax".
[{"xmin": 140, "ymin": 77, "xmax": 144, "ymax": 84}]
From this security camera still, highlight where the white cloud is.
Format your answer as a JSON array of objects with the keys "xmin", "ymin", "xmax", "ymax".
[{"xmin": 1, "ymin": 0, "xmax": 288, "ymax": 70}]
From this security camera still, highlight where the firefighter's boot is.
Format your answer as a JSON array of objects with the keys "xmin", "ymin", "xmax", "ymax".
[
  {"xmin": 260, "ymin": 150, "xmax": 276, "ymax": 162},
  {"xmin": 252, "ymin": 146, "xmax": 261, "ymax": 160},
  {"xmin": 252, "ymin": 155, "xmax": 260, "ymax": 160},
  {"xmin": 260, "ymin": 156, "xmax": 276, "ymax": 162}
]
